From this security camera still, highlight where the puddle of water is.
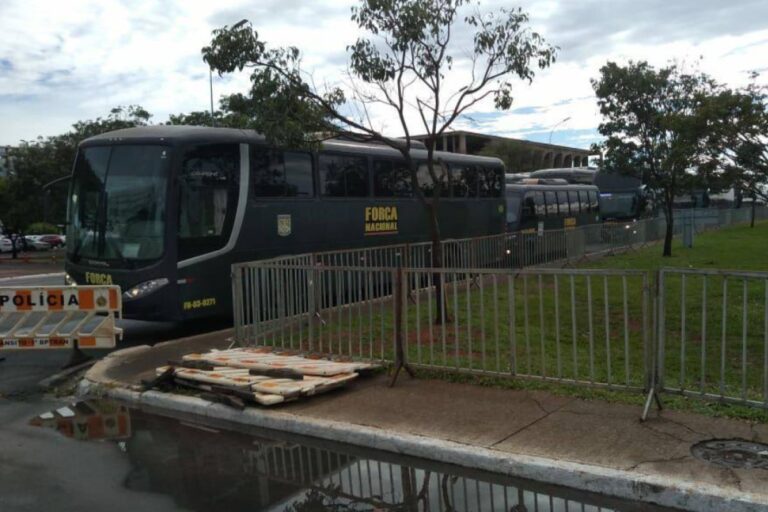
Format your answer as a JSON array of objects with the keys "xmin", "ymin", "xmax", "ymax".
[{"xmin": 31, "ymin": 401, "xmax": 679, "ymax": 512}]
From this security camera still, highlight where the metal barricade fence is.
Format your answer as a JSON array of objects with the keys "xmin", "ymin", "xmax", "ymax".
[
  {"xmin": 234, "ymin": 260, "xmax": 651, "ymax": 393},
  {"xmin": 231, "ymin": 206, "xmax": 768, "ymax": 416},
  {"xmin": 654, "ymin": 268, "xmax": 768, "ymax": 410},
  {"xmin": 400, "ymin": 268, "xmax": 651, "ymax": 391}
]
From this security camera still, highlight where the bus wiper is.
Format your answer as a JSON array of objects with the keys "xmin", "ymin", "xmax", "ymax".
[
  {"xmin": 104, "ymin": 234, "xmax": 134, "ymax": 269},
  {"xmin": 70, "ymin": 237, "xmax": 83, "ymax": 263}
]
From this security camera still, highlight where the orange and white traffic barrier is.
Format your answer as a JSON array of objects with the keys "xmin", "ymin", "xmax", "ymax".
[
  {"xmin": 183, "ymin": 348, "xmax": 373, "ymax": 376},
  {"xmin": 0, "ymin": 285, "xmax": 122, "ymax": 351}
]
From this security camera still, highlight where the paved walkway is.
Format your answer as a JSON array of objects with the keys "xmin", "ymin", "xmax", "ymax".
[{"xmin": 82, "ymin": 331, "xmax": 768, "ymax": 512}]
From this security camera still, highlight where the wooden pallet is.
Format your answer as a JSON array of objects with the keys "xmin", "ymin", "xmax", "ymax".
[{"xmin": 153, "ymin": 347, "xmax": 375, "ymax": 407}]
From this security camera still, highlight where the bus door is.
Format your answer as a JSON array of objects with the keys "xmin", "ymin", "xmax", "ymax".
[{"xmin": 176, "ymin": 142, "xmax": 244, "ymax": 318}]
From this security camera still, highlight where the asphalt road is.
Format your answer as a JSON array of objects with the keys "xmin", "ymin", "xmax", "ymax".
[
  {"xmin": 0, "ymin": 271, "xmax": 66, "ymax": 287},
  {"xmin": 0, "ymin": 271, "xmax": 228, "ymax": 511}
]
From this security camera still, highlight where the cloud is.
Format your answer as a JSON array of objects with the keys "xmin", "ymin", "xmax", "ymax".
[{"xmin": 0, "ymin": 0, "xmax": 767, "ymax": 151}]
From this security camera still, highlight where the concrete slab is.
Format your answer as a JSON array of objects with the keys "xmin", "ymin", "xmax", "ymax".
[
  {"xmin": 82, "ymin": 338, "xmax": 768, "ymax": 512},
  {"xmin": 284, "ymin": 377, "xmax": 572, "ymax": 447}
]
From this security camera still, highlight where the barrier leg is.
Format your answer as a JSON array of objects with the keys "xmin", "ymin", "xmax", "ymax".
[
  {"xmin": 641, "ymin": 387, "xmax": 663, "ymax": 422},
  {"xmin": 63, "ymin": 340, "xmax": 91, "ymax": 369},
  {"xmin": 389, "ymin": 268, "xmax": 414, "ymax": 387}
]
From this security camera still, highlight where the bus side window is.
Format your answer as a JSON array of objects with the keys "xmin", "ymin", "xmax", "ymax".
[
  {"xmin": 284, "ymin": 152, "xmax": 313, "ymax": 196},
  {"xmin": 506, "ymin": 194, "xmax": 522, "ymax": 223},
  {"xmin": 178, "ymin": 143, "xmax": 239, "ymax": 260},
  {"xmin": 592, "ymin": 191, "xmax": 599, "ymax": 211},
  {"xmin": 522, "ymin": 192, "xmax": 536, "ymax": 220},
  {"xmin": 319, "ymin": 153, "xmax": 369, "ymax": 197},
  {"xmin": 373, "ymin": 159, "xmax": 411, "ymax": 197},
  {"xmin": 534, "ymin": 191, "xmax": 546, "ymax": 218},
  {"xmin": 416, "ymin": 161, "xmax": 449, "ymax": 197},
  {"xmin": 568, "ymin": 190, "xmax": 580, "ymax": 214},
  {"xmin": 252, "ymin": 148, "xmax": 313, "ymax": 197},
  {"xmin": 557, "ymin": 190, "xmax": 570, "ymax": 215},
  {"xmin": 579, "ymin": 190, "xmax": 590, "ymax": 212},
  {"xmin": 450, "ymin": 164, "xmax": 471, "ymax": 197},
  {"xmin": 479, "ymin": 166, "xmax": 503, "ymax": 197},
  {"xmin": 545, "ymin": 191, "xmax": 558, "ymax": 216}
]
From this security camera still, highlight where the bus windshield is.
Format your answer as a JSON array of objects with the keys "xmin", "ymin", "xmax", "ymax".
[
  {"xmin": 67, "ymin": 145, "xmax": 169, "ymax": 266},
  {"xmin": 599, "ymin": 192, "xmax": 637, "ymax": 219}
]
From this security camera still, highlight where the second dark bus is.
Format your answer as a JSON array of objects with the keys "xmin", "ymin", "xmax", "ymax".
[{"xmin": 505, "ymin": 181, "xmax": 601, "ymax": 233}]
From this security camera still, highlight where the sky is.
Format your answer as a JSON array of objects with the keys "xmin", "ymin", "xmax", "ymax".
[{"xmin": 0, "ymin": 0, "xmax": 767, "ymax": 149}]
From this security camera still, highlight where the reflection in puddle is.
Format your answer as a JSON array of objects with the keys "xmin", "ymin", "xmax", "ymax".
[
  {"xmin": 29, "ymin": 400, "xmax": 131, "ymax": 441},
  {"xmin": 32, "ymin": 401, "xmax": 677, "ymax": 512}
]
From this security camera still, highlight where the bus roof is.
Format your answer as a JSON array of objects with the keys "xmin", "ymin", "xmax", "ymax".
[
  {"xmin": 506, "ymin": 183, "xmax": 599, "ymax": 193},
  {"xmin": 529, "ymin": 167, "xmax": 642, "ymax": 191},
  {"xmin": 80, "ymin": 125, "xmax": 504, "ymax": 167}
]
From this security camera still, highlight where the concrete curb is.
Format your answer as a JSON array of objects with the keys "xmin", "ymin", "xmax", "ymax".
[
  {"xmin": 37, "ymin": 359, "xmax": 97, "ymax": 390},
  {"xmin": 77, "ymin": 378, "xmax": 767, "ymax": 512}
]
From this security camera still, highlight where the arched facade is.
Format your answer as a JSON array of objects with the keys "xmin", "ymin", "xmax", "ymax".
[{"xmin": 412, "ymin": 130, "xmax": 592, "ymax": 172}]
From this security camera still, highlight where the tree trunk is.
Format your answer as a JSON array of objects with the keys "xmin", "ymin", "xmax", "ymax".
[
  {"xmin": 663, "ymin": 204, "xmax": 673, "ymax": 257},
  {"xmin": 751, "ymin": 192, "xmax": 756, "ymax": 228},
  {"xmin": 428, "ymin": 201, "xmax": 445, "ymax": 324}
]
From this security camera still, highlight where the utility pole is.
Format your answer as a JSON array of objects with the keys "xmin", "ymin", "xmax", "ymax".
[
  {"xmin": 548, "ymin": 116, "xmax": 571, "ymax": 145},
  {"xmin": 209, "ymin": 68, "xmax": 215, "ymax": 127}
]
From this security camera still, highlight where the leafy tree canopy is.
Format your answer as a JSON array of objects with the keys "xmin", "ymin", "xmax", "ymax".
[
  {"xmin": 706, "ymin": 77, "xmax": 768, "ymax": 214},
  {"xmin": 0, "ymin": 105, "xmax": 151, "ymax": 233},
  {"xmin": 592, "ymin": 60, "xmax": 732, "ymax": 256},
  {"xmin": 479, "ymin": 139, "xmax": 536, "ymax": 173}
]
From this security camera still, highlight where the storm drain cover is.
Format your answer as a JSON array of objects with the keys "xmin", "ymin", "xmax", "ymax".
[{"xmin": 691, "ymin": 439, "xmax": 768, "ymax": 470}]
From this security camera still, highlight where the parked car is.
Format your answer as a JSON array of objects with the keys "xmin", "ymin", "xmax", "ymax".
[
  {"xmin": 39, "ymin": 234, "xmax": 65, "ymax": 248},
  {"xmin": 0, "ymin": 237, "xmax": 12, "ymax": 253},
  {"xmin": 24, "ymin": 236, "xmax": 51, "ymax": 251}
]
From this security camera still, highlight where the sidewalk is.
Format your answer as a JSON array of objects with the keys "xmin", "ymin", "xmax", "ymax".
[{"xmin": 80, "ymin": 331, "xmax": 768, "ymax": 512}]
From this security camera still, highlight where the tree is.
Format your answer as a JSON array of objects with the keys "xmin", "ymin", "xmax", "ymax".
[
  {"xmin": 167, "ymin": 94, "xmax": 255, "ymax": 129},
  {"xmin": 592, "ymin": 61, "xmax": 724, "ymax": 257},
  {"xmin": 0, "ymin": 105, "xmax": 152, "ymax": 233},
  {"xmin": 705, "ymin": 78, "xmax": 768, "ymax": 227},
  {"xmin": 202, "ymin": 0, "xmax": 556, "ymax": 330},
  {"xmin": 479, "ymin": 139, "xmax": 536, "ymax": 173}
]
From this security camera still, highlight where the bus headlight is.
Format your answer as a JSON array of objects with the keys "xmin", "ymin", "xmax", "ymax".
[
  {"xmin": 123, "ymin": 278, "xmax": 169, "ymax": 300},
  {"xmin": 64, "ymin": 273, "xmax": 77, "ymax": 286}
]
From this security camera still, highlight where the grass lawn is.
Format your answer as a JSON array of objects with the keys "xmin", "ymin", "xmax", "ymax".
[
  {"xmin": 584, "ymin": 220, "xmax": 768, "ymax": 271},
  {"xmin": 261, "ymin": 221, "xmax": 768, "ymax": 421}
]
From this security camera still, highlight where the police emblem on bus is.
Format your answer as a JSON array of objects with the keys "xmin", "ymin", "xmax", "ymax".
[{"xmin": 277, "ymin": 214, "xmax": 292, "ymax": 237}]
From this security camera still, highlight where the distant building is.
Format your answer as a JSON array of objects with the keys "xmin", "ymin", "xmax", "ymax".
[
  {"xmin": 0, "ymin": 146, "xmax": 13, "ymax": 178},
  {"xmin": 412, "ymin": 130, "xmax": 592, "ymax": 171}
]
